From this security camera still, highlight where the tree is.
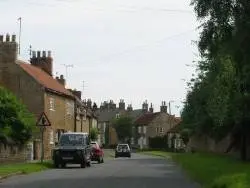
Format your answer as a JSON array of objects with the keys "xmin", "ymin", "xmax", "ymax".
[
  {"xmin": 112, "ymin": 116, "xmax": 133, "ymax": 142},
  {"xmin": 90, "ymin": 127, "xmax": 98, "ymax": 141},
  {"xmin": 0, "ymin": 86, "xmax": 36, "ymax": 145},
  {"xmin": 180, "ymin": 0, "xmax": 250, "ymax": 160}
]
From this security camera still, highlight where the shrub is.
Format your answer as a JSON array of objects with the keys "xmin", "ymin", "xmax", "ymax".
[{"xmin": 0, "ymin": 86, "xmax": 36, "ymax": 145}]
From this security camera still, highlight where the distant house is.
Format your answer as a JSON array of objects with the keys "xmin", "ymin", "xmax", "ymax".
[
  {"xmin": 134, "ymin": 101, "xmax": 179, "ymax": 149},
  {"xmin": 0, "ymin": 34, "xmax": 75, "ymax": 160},
  {"xmin": 96, "ymin": 99, "xmax": 146, "ymax": 146}
]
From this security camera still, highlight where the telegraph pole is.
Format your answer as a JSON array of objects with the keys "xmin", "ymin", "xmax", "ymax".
[{"xmin": 18, "ymin": 17, "xmax": 22, "ymax": 55}]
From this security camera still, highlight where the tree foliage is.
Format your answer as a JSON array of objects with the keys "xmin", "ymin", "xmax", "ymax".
[
  {"xmin": 90, "ymin": 127, "xmax": 99, "ymax": 141},
  {"xmin": 112, "ymin": 116, "xmax": 133, "ymax": 142},
  {"xmin": 181, "ymin": 0, "xmax": 250, "ymax": 160},
  {"xmin": 0, "ymin": 86, "xmax": 36, "ymax": 145}
]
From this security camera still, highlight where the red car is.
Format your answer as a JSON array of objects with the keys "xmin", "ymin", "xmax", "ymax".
[{"xmin": 90, "ymin": 142, "xmax": 104, "ymax": 163}]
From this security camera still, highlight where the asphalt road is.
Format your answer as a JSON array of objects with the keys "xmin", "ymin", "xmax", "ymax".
[{"xmin": 0, "ymin": 153, "xmax": 199, "ymax": 188}]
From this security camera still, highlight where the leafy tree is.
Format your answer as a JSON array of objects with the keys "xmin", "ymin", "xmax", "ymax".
[
  {"xmin": 112, "ymin": 116, "xmax": 133, "ymax": 142},
  {"xmin": 180, "ymin": 0, "xmax": 250, "ymax": 160},
  {"xmin": 0, "ymin": 86, "xmax": 36, "ymax": 145},
  {"xmin": 90, "ymin": 127, "xmax": 98, "ymax": 141}
]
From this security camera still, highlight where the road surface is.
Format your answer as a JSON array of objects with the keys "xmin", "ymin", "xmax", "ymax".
[{"xmin": 0, "ymin": 153, "xmax": 199, "ymax": 188}]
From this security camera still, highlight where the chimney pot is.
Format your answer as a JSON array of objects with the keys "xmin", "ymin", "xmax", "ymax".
[
  {"xmin": 42, "ymin": 51, "xmax": 46, "ymax": 57},
  {"xmin": 48, "ymin": 51, "xmax": 51, "ymax": 57},
  {"xmin": 6, "ymin": 34, "xmax": 10, "ymax": 42},
  {"xmin": 11, "ymin": 35, "xmax": 16, "ymax": 42},
  {"xmin": 37, "ymin": 51, "xmax": 41, "ymax": 58},
  {"xmin": 32, "ymin": 51, "xmax": 36, "ymax": 58}
]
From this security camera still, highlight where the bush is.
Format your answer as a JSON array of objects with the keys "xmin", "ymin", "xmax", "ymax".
[
  {"xmin": 90, "ymin": 127, "xmax": 99, "ymax": 141},
  {"xmin": 211, "ymin": 174, "xmax": 248, "ymax": 188},
  {"xmin": 148, "ymin": 135, "xmax": 168, "ymax": 149},
  {"xmin": 0, "ymin": 86, "xmax": 36, "ymax": 145}
]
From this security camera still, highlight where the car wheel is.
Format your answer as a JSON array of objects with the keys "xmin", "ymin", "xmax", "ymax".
[
  {"xmin": 87, "ymin": 160, "xmax": 91, "ymax": 167},
  {"xmin": 81, "ymin": 160, "xmax": 86, "ymax": 168},
  {"xmin": 61, "ymin": 163, "xmax": 66, "ymax": 168},
  {"xmin": 53, "ymin": 161, "xmax": 59, "ymax": 168}
]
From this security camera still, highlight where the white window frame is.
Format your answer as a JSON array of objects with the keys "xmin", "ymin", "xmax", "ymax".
[
  {"xmin": 131, "ymin": 137, "xmax": 134, "ymax": 144},
  {"xmin": 116, "ymin": 113, "xmax": 120, "ymax": 119},
  {"xmin": 49, "ymin": 97, "xmax": 55, "ymax": 111},
  {"xmin": 66, "ymin": 101, "xmax": 74, "ymax": 115},
  {"xmin": 143, "ymin": 126, "xmax": 147, "ymax": 134},
  {"xmin": 49, "ymin": 129, "xmax": 54, "ymax": 144},
  {"xmin": 143, "ymin": 137, "xmax": 146, "ymax": 145},
  {"xmin": 160, "ymin": 127, "xmax": 164, "ymax": 133},
  {"xmin": 138, "ymin": 126, "xmax": 141, "ymax": 133}
]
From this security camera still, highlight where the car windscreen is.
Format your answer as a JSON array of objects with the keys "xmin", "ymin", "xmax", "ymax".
[
  {"xmin": 59, "ymin": 134, "xmax": 84, "ymax": 146},
  {"xmin": 117, "ymin": 145, "xmax": 128, "ymax": 150}
]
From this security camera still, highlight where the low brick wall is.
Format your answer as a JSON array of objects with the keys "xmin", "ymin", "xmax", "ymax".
[{"xmin": 0, "ymin": 143, "xmax": 28, "ymax": 164}]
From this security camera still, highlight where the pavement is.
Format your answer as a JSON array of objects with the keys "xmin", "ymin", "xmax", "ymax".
[{"xmin": 0, "ymin": 153, "xmax": 200, "ymax": 188}]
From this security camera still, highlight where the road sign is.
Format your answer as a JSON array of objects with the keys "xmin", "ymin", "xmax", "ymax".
[{"xmin": 36, "ymin": 112, "xmax": 51, "ymax": 127}]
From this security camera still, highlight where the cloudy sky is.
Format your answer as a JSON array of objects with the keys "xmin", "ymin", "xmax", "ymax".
[{"xmin": 0, "ymin": 0, "xmax": 199, "ymax": 116}]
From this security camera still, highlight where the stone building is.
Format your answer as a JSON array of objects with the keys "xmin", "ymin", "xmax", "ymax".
[
  {"xmin": 0, "ymin": 34, "xmax": 75, "ymax": 160},
  {"xmin": 134, "ymin": 101, "xmax": 180, "ymax": 149}
]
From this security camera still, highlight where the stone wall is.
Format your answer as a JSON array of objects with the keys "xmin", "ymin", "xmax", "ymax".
[
  {"xmin": 0, "ymin": 144, "xmax": 27, "ymax": 164},
  {"xmin": 188, "ymin": 135, "xmax": 231, "ymax": 153}
]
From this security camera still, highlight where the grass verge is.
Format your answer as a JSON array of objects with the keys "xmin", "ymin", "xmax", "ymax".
[
  {"xmin": 0, "ymin": 161, "xmax": 53, "ymax": 178},
  {"xmin": 142, "ymin": 151, "xmax": 250, "ymax": 188}
]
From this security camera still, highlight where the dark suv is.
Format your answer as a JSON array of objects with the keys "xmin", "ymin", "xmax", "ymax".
[
  {"xmin": 115, "ymin": 144, "xmax": 131, "ymax": 158},
  {"xmin": 52, "ymin": 132, "xmax": 92, "ymax": 168}
]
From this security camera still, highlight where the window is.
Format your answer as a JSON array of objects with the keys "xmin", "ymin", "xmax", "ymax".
[
  {"xmin": 131, "ymin": 137, "xmax": 134, "ymax": 144},
  {"xmin": 116, "ymin": 113, "xmax": 120, "ymax": 118},
  {"xmin": 66, "ymin": 101, "xmax": 74, "ymax": 115},
  {"xmin": 143, "ymin": 137, "xmax": 147, "ymax": 145},
  {"xmin": 138, "ymin": 126, "xmax": 141, "ymax": 133},
  {"xmin": 160, "ymin": 127, "xmax": 164, "ymax": 133},
  {"xmin": 156, "ymin": 127, "xmax": 158, "ymax": 133},
  {"xmin": 49, "ymin": 97, "xmax": 55, "ymax": 111},
  {"xmin": 143, "ymin": 126, "xmax": 147, "ymax": 134},
  {"xmin": 82, "ymin": 109, "xmax": 87, "ymax": 120},
  {"xmin": 49, "ymin": 130, "xmax": 54, "ymax": 144}
]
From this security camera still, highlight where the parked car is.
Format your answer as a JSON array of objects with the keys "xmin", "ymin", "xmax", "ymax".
[
  {"xmin": 115, "ymin": 143, "xmax": 131, "ymax": 158},
  {"xmin": 90, "ymin": 141, "xmax": 104, "ymax": 163},
  {"xmin": 52, "ymin": 132, "xmax": 92, "ymax": 168}
]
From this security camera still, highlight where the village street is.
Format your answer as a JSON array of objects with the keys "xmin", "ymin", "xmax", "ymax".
[{"xmin": 0, "ymin": 152, "xmax": 199, "ymax": 188}]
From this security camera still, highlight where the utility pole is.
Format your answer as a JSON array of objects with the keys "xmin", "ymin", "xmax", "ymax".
[
  {"xmin": 17, "ymin": 17, "xmax": 22, "ymax": 55},
  {"xmin": 61, "ymin": 64, "xmax": 73, "ymax": 81}
]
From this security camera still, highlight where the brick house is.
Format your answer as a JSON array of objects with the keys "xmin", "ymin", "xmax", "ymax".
[
  {"xmin": 0, "ymin": 34, "xmax": 75, "ymax": 160},
  {"xmin": 134, "ymin": 101, "xmax": 179, "ymax": 149}
]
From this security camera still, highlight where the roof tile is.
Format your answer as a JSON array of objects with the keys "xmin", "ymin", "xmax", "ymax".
[{"xmin": 18, "ymin": 61, "xmax": 73, "ymax": 97}]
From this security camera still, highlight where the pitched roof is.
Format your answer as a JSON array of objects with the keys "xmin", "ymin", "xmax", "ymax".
[
  {"xmin": 134, "ymin": 112, "xmax": 160, "ymax": 125},
  {"xmin": 18, "ymin": 61, "xmax": 73, "ymax": 98},
  {"xmin": 96, "ymin": 109, "xmax": 143, "ymax": 122}
]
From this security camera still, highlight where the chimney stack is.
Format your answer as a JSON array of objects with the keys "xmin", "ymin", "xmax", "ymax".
[
  {"xmin": 142, "ymin": 100, "xmax": 148, "ymax": 113},
  {"xmin": 30, "ymin": 50, "xmax": 53, "ymax": 76},
  {"xmin": 119, "ymin": 99, "xmax": 125, "ymax": 110},
  {"xmin": 0, "ymin": 34, "xmax": 18, "ymax": 64},
  {"xmin": 56, "ymin": 74, "xmax": 66, "ymax": 86},
  {"xmin": 149, "ymin": 103, "xmax": 154, "ymax": 113},
  {"xmin": 160, "ymin": 101, "xmax": 168, "ymax": 113}
]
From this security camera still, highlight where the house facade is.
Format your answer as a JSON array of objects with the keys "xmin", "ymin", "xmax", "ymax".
[
  {"xmin": 96, "ymin": 100, "xmax": 151, "ymax": 146},
  {"xmin": 134, "ymin": 101, "xmax": 179, "ymax": 149},
  {"xmin": 0, "ymin": 34, "xmax": 75, "ymax": 160}
]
